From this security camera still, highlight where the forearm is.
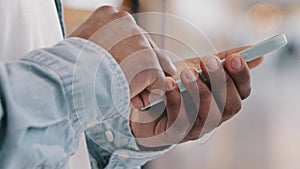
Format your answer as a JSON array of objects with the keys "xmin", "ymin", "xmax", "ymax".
[
  {"xmin": 0, "ymin": 38, "xmax": 121, "ymax": 169},
  {"xmin": 0, "ymin": 38, "xmax": 173, "ymax": 169}
]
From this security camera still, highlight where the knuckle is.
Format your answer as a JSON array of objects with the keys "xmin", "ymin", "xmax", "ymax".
[
  {"xmin": 115, "ymin": 10, "xmax": 130, "ymax": 17},
  {"xmin": 199, "ymin": 87, "xmax": 210, "ymax": 100},
  {"xmin": 222, "ymin": 115, "xmax": 232, "ymax": 122},
  {"xmin": 156, "ymin": 71, "xmax": 165, "ymax": 81},
  {"xmin": 97, "ymin": 5, "xmax": 117, "ymax": 13},
  {"xmin": 238, "ymin": 69, "xmax": 250, "ymax": 84},
  {"xmin": 186, "ymin": 124, "xmax": 202, "ymax": 141},
  {"xmin": 168, "ymin": 97, "xmax": 181, "ymax": 108},
  {"xmin": 134, "ymin": 35, "xmax": 150, "ymax": 48},
  {"xmin": 147, "ymin": 69, "xmax": 165, "ymax": 89},
  {"xmin": 225, "ymin": 75, "xmax": 234, "ymax": 89},
  {"xmin": 188, "ymin": 132, "xmax": 200, "ymax": 140},
  {"xmin": 200, "ymin": 126, "xmax": 215, "ymax": 136},
  {"xmin": 114, "ymin": 11, "xmax": 136, "ymax": 23},
  {"xmin": 144, "ymin": 69, "xmax": 157, "ymax": 84},
  {"xmin": 224, "ymin": 98, "xmax": 242, "ymax": 118},
  {"xmin": 206, "ymin": 117, "xmax": 220, "ymax": 129},
  {"xmin": 232, "ymin": 99, "xmax": 242, "ymax": 113},
  {"xmin": 241, "ymin": 86, "xmax": 252, "ymax": 100}
]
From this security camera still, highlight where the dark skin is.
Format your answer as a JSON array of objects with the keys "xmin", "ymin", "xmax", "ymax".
[
  {"xmin": 70, "ymin": 5, "xmax": 264, "ymax": 148},
  {"xmin": 130, "ymin": 48, "xmax": 264, "ymax": 147},
  {"xmin": 70, "ymin": 6, "xmax": 177, "ymax": 102}
]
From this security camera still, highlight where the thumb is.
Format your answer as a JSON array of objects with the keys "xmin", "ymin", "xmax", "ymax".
[
  {"xmin": 129, "ymin": 69, "xmax": 166, "ymax": 109},
  {"xmin": 119, "ymin": 48, "xmax": 167, "ymax": 100}
]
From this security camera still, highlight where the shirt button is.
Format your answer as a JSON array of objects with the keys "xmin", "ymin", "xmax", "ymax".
[
  {"xmin": 118, "ymin": 152, "xmax": 129, "ymax": 159},
  {"xmin": 86, "ymin": 118, "xmax": 99, "ymax": 128},
  {"xmin": 105, "ymin": 130, "xmax": 114, "ymax": 142}
]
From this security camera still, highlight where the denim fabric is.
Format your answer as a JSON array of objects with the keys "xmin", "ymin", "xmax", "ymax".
[{"xmin": 0, "ymin": 38, "xmax": 172, "ymax": 169}]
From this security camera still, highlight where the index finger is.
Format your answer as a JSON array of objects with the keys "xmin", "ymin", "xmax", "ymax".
[
  {"xmin": 217, "ymin": 46, "xmax": 264, "ymax": 69},
  {"xmin": 146, "ymin": 34, "xmax": 178, "ymax": 76},
  {"xmin": 217, "ymin": 46, "xmax": 251, "ymax": 60}
]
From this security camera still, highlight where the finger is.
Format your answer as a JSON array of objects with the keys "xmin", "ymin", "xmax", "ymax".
[
  {"xmin": 200, "ymin": 55, "xmax": 225, "ymax": 111},
  {"xmin": 131, "ymin": 89, "xmax": 163, "ymax": 110},
  {"xmin": 217, "ymin": 46, "xmax": 264, "ymax": 69},
  {"xmin": 223, "ymin": 53, "xmax": 252, "ymax": 100},
  {"xmin": 188, "ymin": 98, "xmax": 221, "ymax": 139},
  {"xmin": 179, "ymin": 68, "xmax": 200, "ymax": 115},
  {"xmin": 247, "ymin": 56, "xmax": 264, "ymax": 69},
  {"xmin": 115, "ymin": 32, "xmax": 167, "ymax": 100},
  {"xmin": 129, "ymin": 70, "xmax": 166, "ymax": 109},
  {"xmin": 118, "ymin": 45, "xmax": 166, "ymax": 100},
  {"xmin": 179, "ymin": 68, "xmax": 208, "ymax": 140},
  {"xmin": 172, "ymin": 46, "xmax": 264, "ymax": 80},
  {"xmin": 180, "ymin": 68, "xmax": 222, "ymax": 141},
  {"xmin": 147, "ymin": 36, "xmax": 177, "ymax": 76},
  {"xmin": 171, "ymin": 58, "xmax": 201, "ymax": 81},
  {"xmin": 220, "ymin": 74, "xmax": 242, "ymax": 123},
  {"xmin": 200, "ymin": 55, "xmax": 240, "ymax": 123},
  {"xmin": 176, "ymin": 68, "xmax": 201, "ymax": 141},
  {"xmin": 217, "ymin": 46, "xmax": 252, "ymax": 60},
  {"xmin": 165, "ymin": 77, "xmax": 181, "ymax": 127},
  {"xmin": 163, "ymin": 76, "xmax": 194, "ymax": 144},
  {"xmin": 200, "ymin": 55, "xmax": 225, "ymax": 91},
  {"xmin": 180, "ymin": 68, "xmax": 210, "ymax": 123},
  {"xmin": 175, "ymin": 46, "xmax": 254, "ymax": 70},
  {"xmin": 138, "ymin": 89, "xmax": 164, "ymax": 110},
  {"xmin": 130, "ymin": 95, "xmax": 144, "ymax": 108}
]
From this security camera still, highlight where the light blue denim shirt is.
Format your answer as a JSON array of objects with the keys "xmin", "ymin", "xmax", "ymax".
[{"xmin": 0, "ymin": 38, "xmax": 171, "ymax": 169}]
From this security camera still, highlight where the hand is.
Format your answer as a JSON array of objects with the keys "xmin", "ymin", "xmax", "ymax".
[
  {"xmin": 69, "ymin": 6, "xmax": 177, "ymax": 103},
  {"xmin": 130, "ymin": 47, "xmax": 263, "ymax": 148},
  {"xmin": 172, "ymin": 46, "xmax": 264, "ymax": 79}
]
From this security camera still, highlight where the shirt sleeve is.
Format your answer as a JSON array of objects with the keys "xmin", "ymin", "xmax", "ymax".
[
  {"xmin": 0, "ymin": 38, "xmax": 173, "ymax": 169},
  {"xmin": 66, "ymin": 38, "xmax": 174, "ymax": 169}
]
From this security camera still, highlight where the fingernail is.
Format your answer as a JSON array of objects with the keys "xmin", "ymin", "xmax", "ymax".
[
  {"xmin": 205, "ymin": 56, "xmax": 219, "ymax": 71},
  {"xmin": 230, "ymin": 56, "xmax": 242, "ymax": 70},
  {"xmin": 185, "ymin": 69, "xmax": 197, "ymax": 81},
  {"xmin": 167, "ymin": 79, "xmax": 175, "ymax": 90}
]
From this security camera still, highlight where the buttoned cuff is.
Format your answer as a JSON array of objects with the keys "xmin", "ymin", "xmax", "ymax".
[
  {"xmin": 23, "ymin": 37, "xmax": 173, "ymax": 168},
  {"xmin": 68, "ymin": 38, "xmax": 175, "ymax": 168},
  {"xmin": 21, "ymin": 37, "xmax": 132, "ymax": 152}
]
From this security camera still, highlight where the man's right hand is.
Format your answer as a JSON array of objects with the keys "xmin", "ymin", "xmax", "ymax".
[{"xmin": 70, "ymin": 6, "xmax": 177, "ymax": 107}]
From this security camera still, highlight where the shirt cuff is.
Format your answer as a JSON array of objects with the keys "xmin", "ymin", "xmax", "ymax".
[
  {"xmin": 64, "ymin": 38, "xmax": 175, "ymax": 168},
  {"xmin": 23, "ymin": 37, "xmax": 173, "ymax": 168}
]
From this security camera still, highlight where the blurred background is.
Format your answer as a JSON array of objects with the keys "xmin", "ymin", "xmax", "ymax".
[{"xmin": 63, "ymin": 0, "xmax": 300, "ymax": 169}]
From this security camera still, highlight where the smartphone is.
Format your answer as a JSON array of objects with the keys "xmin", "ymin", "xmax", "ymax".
[{"xmin": 141, "ymin": 34, "xmax": 288, "ymax": 110}]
